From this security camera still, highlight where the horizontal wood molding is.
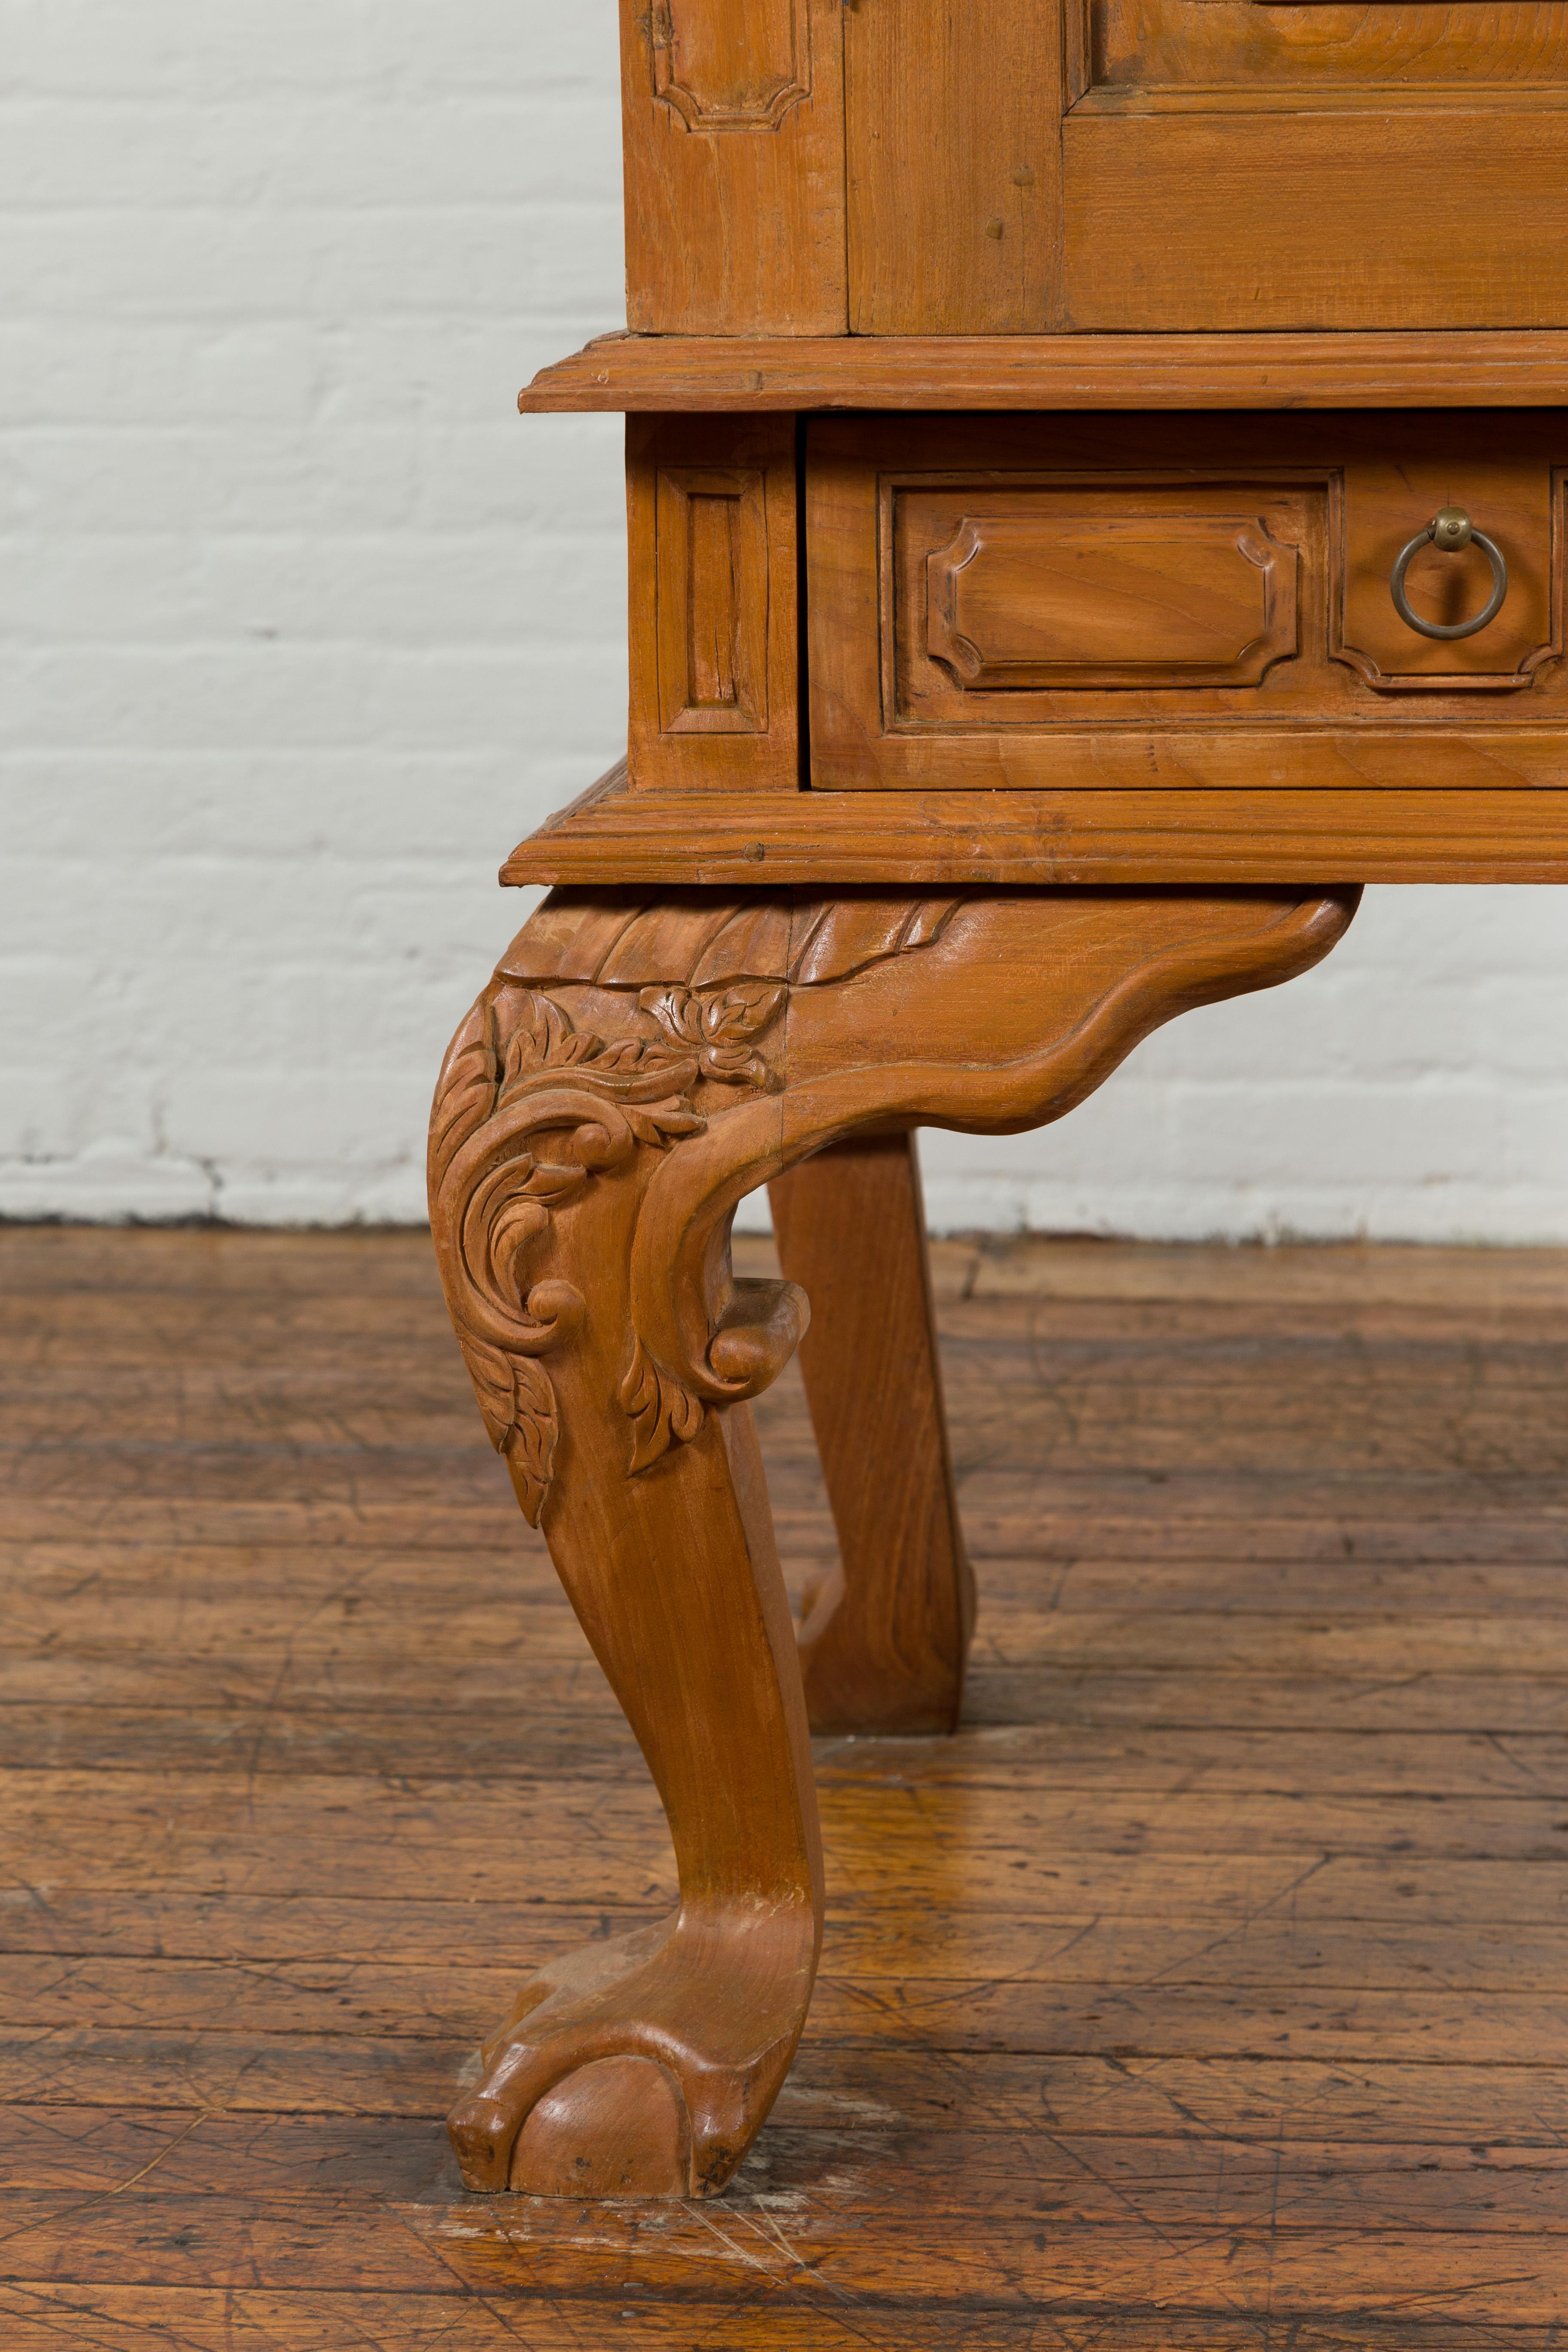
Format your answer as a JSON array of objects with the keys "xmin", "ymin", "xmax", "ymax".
[
  {"xmin": 503, "ymin": 763, "xmax": 1568, "ymax": 887},
  {"xmin": 521, "ymin": 332, "xmax": 1568, "ymax": 414}
]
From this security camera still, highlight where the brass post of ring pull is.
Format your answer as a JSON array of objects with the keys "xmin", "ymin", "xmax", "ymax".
[{"xmin": 1390, "ymin": 505, "xmax": 1509, "ymax": 640}]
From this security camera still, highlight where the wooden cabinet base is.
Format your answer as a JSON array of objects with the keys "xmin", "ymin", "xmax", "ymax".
[
  {"xmin": 427, "ymin": 879, "xmax": 1356, "ymax": 2196},
  {"xmin": 503, "ymin": 763, "xmax": 1568, "ymax": 888}
]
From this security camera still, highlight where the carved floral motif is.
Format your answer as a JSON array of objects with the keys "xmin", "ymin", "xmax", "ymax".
[
  {"xmin": 640, "ymin": 980, "xmax": 785, "ymax": 1087},
  {"xmin": 429, "ymin": 983, "xmax": 729, "ymax": 1524}
]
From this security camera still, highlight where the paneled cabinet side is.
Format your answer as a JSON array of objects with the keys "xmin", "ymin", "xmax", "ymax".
[
  {"xmin": 620, "ymin": 0, "xmax": 848, "ymax": 334},
  {"xmin": 627, "ymin": 415, "xmax": 801, "ymax": 795}
]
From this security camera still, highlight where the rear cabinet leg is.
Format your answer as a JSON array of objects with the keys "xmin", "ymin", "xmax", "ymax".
[{"xmin": 770, "ymin": 1132, "xmax": 975, "ymax": 1734}]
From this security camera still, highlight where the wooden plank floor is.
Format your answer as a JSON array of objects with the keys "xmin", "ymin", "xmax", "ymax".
[{"xmin": 2, "ymin": 1223, "xmax": 1567, "ymax": 2349}]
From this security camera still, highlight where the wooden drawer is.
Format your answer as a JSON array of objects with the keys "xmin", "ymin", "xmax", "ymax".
[{"xmin": 806, "ymin": 413, "xmax": 1568, "ymax": 790}]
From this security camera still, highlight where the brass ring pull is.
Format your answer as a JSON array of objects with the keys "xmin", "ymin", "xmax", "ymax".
[{"xmin": 1389, "ymin": 505, "xmax": 1508, "ymax": 640}]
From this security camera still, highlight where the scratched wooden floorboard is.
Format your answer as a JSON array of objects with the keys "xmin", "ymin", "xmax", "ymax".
[{"xmin": 1, "ymin": 1227, "xmax": 1566, "ymax": 2347}]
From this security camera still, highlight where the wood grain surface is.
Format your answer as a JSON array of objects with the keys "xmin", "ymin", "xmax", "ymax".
[
  {"xmin": 843, "ymin": 0, "xmax": 1061, "ymax": 334},
  {"xmin": 2, "ymin": 1222, "xmax": 1566, "ymax": 2343},
  {"xmin": 1063, "ymin": 113, "xmax": 1568, "ymax": 331},
  {"xmin": 1091, "ymin": 0, "xmax": 1568, "ymax": 98},
  {"xmin": 619, "ymin": 0, "xmax": 848, "ymax": 334}
]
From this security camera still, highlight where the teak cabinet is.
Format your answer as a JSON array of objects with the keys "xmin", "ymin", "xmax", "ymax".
[{"xmin": 425, "ymin": 0, "xmax": 1568, "ymax": 2201}]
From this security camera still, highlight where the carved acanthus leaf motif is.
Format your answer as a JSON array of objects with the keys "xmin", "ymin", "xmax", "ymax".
[
  {"xmin": 457, "ymin": 1331, "xmax": 560, "ymax": 1526},
  {"xmin": 496, "ymin": 988, "xmax": 662, "ymax": 1099},
  {"xmin": 639, "ymin": 980, "xmax": 785, "ymax": 1088},
  {"xmin": 621, "ymin": 1336, "xmax": 706, "ymax": 1475},
  {"xmin": 429, "ymin": 986, "xmax": 707, "ymax": 1526}
]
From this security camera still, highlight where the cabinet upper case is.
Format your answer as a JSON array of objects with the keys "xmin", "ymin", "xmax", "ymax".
[{"xmin": 622, "ymin": 0, "xmax": 1568, "ymax": 336}]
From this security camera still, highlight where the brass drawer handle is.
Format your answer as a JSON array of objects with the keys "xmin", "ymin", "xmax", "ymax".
[{"xmin": 1390, "ymin": 506, "xmax": 1508, "ymax": 640}]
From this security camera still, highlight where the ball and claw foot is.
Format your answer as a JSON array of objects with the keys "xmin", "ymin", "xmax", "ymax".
[{"xmin": 447, "ymin": 1916, "xmax": 814, "ymax": 2199}]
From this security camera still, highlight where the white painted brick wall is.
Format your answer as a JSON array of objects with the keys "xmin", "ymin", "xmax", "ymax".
[{"xmin": 6, "ymin": 0, "xmax": 1568, "ymax": 1240}]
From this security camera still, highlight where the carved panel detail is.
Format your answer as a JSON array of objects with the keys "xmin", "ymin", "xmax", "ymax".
[
  {"xmin": 648, "ymin": 0, "xmax": 812, "ymax": 132},
  {"xmin": 656, "ymin": 468, "xmax": 770, "ymax": 735},
  {"xmin": 926, "ymin": 510, "xmax": 1298, "ymax": 691}
]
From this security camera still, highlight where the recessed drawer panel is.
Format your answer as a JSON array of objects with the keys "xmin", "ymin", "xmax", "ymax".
[
  {"xmin": 918, "ymin": 490, "xmax": 1302, "ymax": 698},
  {"xmin": 806, "ymin": 413, "xmax": 1567, "ymax": 790}
]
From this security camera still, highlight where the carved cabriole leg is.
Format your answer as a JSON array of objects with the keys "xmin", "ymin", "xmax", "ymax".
[
  {"xmin": 429, "ymin": 882, "xmax": 1359, "ymax": 2201},
  {"xmin": 429, "ymin": 900, "xmax": 820, "ymax": 2200},
  {"xmin": 770, "ymin": 1133, "xmax": 975, "ymax": 1734}
]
